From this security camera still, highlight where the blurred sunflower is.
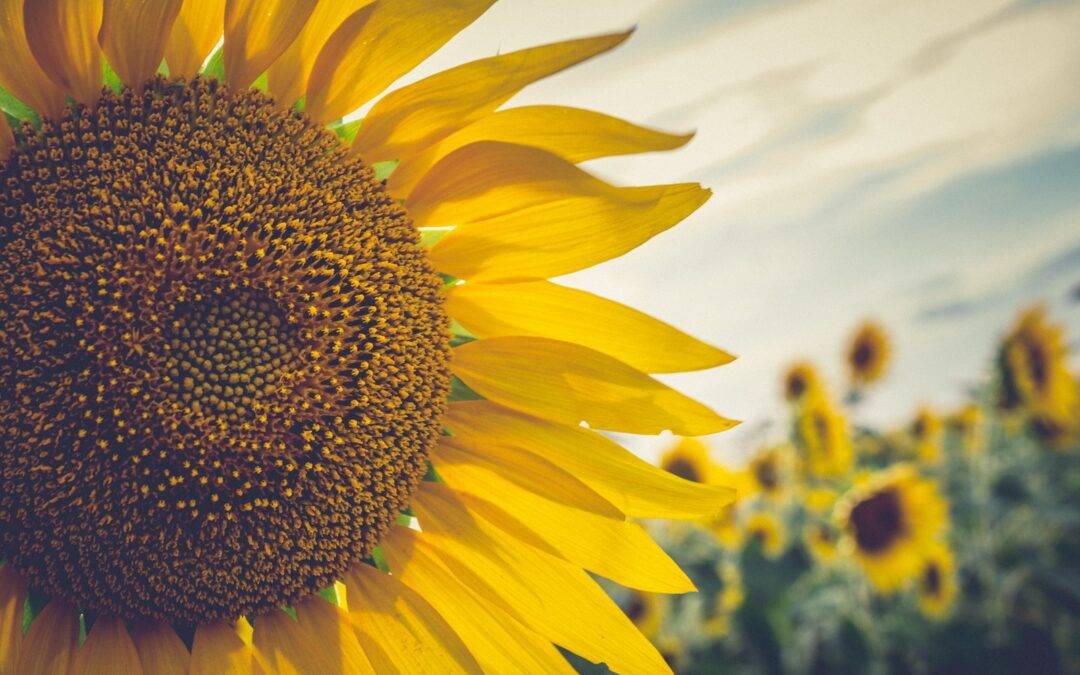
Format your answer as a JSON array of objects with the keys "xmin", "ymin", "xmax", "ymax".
[
  {"xmin": 621, "ymin": 590, "xmax": 665, "ymax": 642},
  {"xmin": 910, "ymin": 407, "xmax": 944, "ymax": 464},
  {"xmin": 747, "ymin": 445, "xmax": 790, "ymax": 500},
  {"xmin": 745, "ymin": 511, "xmax": 786, "ymax": 558},
  {"xmin": 0, "ymin": 1, "xmax": 738, "ymax": 672},
  {"xmin": 715, "ymin": 561, "xmax": 745, "ymax": 614},
  {"xmin": 835, "ymin": 465, "xmax": 948, "ymax": 593},
  {"xmin": 803, "ymin": 523, "xmax": 839, "ymax": 564},
  {"xmin": 846, "ymin": 320, "xmax": 891, "ymax": 388},
  {"xmin": 795, "ymin": 391, "xmax": 854, "ymax": 479},
  {"xmin": 916, "ymin": 543, "xmax": 957, "ymax": 619},
  {"xmin": 803, "ymin": 486, "xmax": 838, "ymax": 515},
  {"xmin": 997, "ymin": 306, "xmax": 1078, "ymax": 446},
  {"xmin": 660, "ymin": 437, "xmax": 718, "ymax": 485},
  {"xmin": 947, "ymin": 404, "xmax": 984, "ymax": 455},
  {"xmin": 782, "ymin": 361, "xmax": 821, "ymax": 402}
]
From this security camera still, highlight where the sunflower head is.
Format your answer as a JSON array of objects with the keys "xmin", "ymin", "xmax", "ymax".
[
  {"xmin": 917, "ymin": 542, "xmax": 958, "ymax": 619},
  {"xmin": 795, "ymin": 391, "xmax": 854, "ymax": 478},
  {"xmin": 783, "ymin": 361, "xmax": 821, "ymax": 402},
  {"xmin": 997, "ymin": 307, "xmax": 1077, "ymax": 414},
  {"xmin": 835, "ymin": 464, "xmax": 948, "ymax": 592},
  {"xmin": 660, "ymin": 437, "xmax": 716, "ymax": 485},
  {"xmin": 910, "ymin": 407, "xmax": 944, "ymax": 464},
  {"xmin": 622, "ymin": 590, "xmax": 665, "ymax": 641},
  {"xmin": 847, "ymin": 320, "xmax": 891, "ymax": 387},
  {"xmin": 748, "ymin": 445, "xmax": 790, "ymax": 498},
  {"xmin": 744, "ymin": 511, "xmax": 787, "ymax": 558}
]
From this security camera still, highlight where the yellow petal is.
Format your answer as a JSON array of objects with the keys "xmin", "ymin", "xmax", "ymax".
[
  {"xmin": 435, "ymin": 440, "xmax": 694, "ymax": 593},
  {"xmin": 24, "ymin": 0, "xmax": 105, "ymax": 105},
  {"xmin": 72, "ymin": 615, "xmax": 144, "ymax": 675},
  {"xmin": 293, "ymin": 598, "xmax": 375, "ymax": 674},
  {"xmin": 382, "ymin": 527, "xmax": 576, "ymax": 674},
  {"xmin": 223, "ymin": 0, "xmax": 317, "ymax": 89},
  {"xmin": 389, "ymin": 105, "xmax": 692, "ymax": 197},
  {"xmin": 190, "ymin": 619, "xmax": 260, "ymax": 675},
  {"xmin": 130, "ymin": 622, "xmax": 190, "ymax": 675},
  {"xmin": 344, "ymin": 563, "xmax": 479, "ymax": 674},
  {"xmin": 0, "ymin": 0, "xmax": 67, "ymax": 117},
  {"xmin": 305, "ymin": 0, "xmax": 495, "ymax": 125},
  {"xmin": 0, "ymin": 565, "xmax": 27, "ymax": 671},
  {"xmin": 409, "ymin": 484, "xmax": 672, "ymax": 674},
  {"xmin": 447, "ymin": 280, "xmax": 733, "ymax": 373},
  {"xmin": 264, "ymin": 0, "xmax": 372, "ymax": 108},
  {"xmin": 254, "ymin": 602, "xmax": 374, "ymax": 675},
  {"xmin": 353, "ymin": 31, "xmax": 632, "ymax": 162},
  {"xmin": 0, "ymin": 114, "xmax": 12, "ymax": 162},
  {"xmin": 99, "ymin": 0, "xmax": 182, "ymax": 87},
  {"xmin": 446, "ymin": 400, "xmax": 735, "ymax": 519},
  {"xmin": 452, "ymin": 336, "xmax": 737, "ymax": 436},
  {"xmin": 18, "ymin": 601, "xmax": 79, "ymax": 675},
  {"xmin": 448, "ymin": 401, "xmax": 735, "ymax": 519},
  {"xmin": 435, "ymin": 436, "xmax": 622, "ymax": 519},
  {"xmin": 164, "ymin": 0, "xmax": 226, "ymax": 79}
]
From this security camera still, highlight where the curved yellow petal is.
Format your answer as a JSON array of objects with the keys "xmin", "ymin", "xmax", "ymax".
[
  {"xmin": 24, "ymin": 0, "xmax": 105, "ymax": 105},
  {"xmin": 130, "ymin": 622, "xmax": 190, "ymax": 675},
  {"xmin": 264, "ymin": 0, "xmax": 371, "ymax": 108},
  {"xmin": 72, "ymin": 616, "xmax": 144, "ymax": 675},
  {"xmin": 410, "ymin": 484, "xmax": 672, "ymax": 674},
  {"xmin": 352, "ymin": 31, "xmax": 632, "ymax": 162},
  {"xmin": 0, "ymin": 565, "xmax": 27, "ymax": 671},
  {"xmin": 389, "ymin": 105, "xmax": 692, "ymax": 196},
  {"xmin": 344, "ymin": 563, "xmax": 480, "ymax": 674},
  {"xmin": 164, "ymin": 0, "xmax": 226, "ymax": 79},
  {"xmin": 436, "ymin": 440, "xmax": 694, "ymax": 593},
  {"xmin": 190, "ymin": 619, "xmax": 260, "ymax": 675},
  {"xmin": 0, "ymin": 0, "xmax": 66, "ymax": 117},
  {"xmin": 223, "ymin": 0, "xmax": 317, "ymax": 89},
  {"xmin": 18, "ymin": 601, "xmax": 79, "ymax": 675},
  {"xmin": 0, "ymin": 114, "xmax": 12, "ymax": 162},
  {"xmin": 254, "ymin": 602, "xmax": 374, "ymax": 675},
  {"xmin": 447, "ymin": 280, "xmax": 733, "ymax": 373},
  {"xmin": 382, "ymin": 527, "xmax": 577, "ymax": 674},
  {"xmin": 453, "ymin": 336, "xmax": 737, "ymax": 436},
  {"xmin": 446, "ymin": 400, "xmax": 735, "ymax": 520},
  {"xmin": 99, "ymin": 0, "xmax": 182, "ymax": 87},
  {"xmin": 407, "ymin": 141, "xmax": 635, "ymax": 228},
  {"xmin": 305, "ymin": 0, "xmax": 495, "ymax": 125},
  {"xmin": 435, "ymin": 436, "xmax": 622, "ymax": 519}
]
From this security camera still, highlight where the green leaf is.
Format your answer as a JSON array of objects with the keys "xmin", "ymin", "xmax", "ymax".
[
  {"xmin": 371, "ymin": 547, "xmax": 390, "ymax": 573},
  {"xmin": 318, "ymin": 584, "xmax": 341, "ymax": 606},
  {"xmin": 0, "ymin": 87, "xmax": 39, "ymax": 128},
  {"xmin": 448, "ymin": 376, "xmax": 482, "ymax": 402},
  {"xmin": 202, "ymin": 46, "xmax": 225, "ymax": 80},
  {"xmin": 372, "ymin": 159, "xmax": 398, "ymax": 181}
]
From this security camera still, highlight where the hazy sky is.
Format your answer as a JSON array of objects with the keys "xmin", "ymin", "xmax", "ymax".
[{"xmin": 387, "ymin": 0, "xmax": 1080, "ymax": 463}]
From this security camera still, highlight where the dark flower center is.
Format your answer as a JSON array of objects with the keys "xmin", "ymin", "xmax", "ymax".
[
  {"xmin": 849, "ymin": 488, "xmax": 905, "ymax": 554},
  {"xmin": 922, "ymin": 562, "xmax": 942, "ymax": 596},
  {"xmin": 664, "ymin": 457, "xmax": 701, "ymax": 483},
  {"xmin": 0, "ymin": 78, "xmax": 450, "ymax": 624}
]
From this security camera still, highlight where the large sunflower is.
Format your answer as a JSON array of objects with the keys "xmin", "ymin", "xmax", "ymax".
[
  {"xmin": 0, "ymin": 1, "xmax": 738, "ymax": 672},
  {"xmin": 835, "ymin": 465, "xmax": 948, "ymax": 593}
]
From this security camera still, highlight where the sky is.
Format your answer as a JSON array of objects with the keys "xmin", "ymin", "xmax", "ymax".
[{"xmin": 386, "ymin": 0, "xmax": 1080, "ymax": 463}]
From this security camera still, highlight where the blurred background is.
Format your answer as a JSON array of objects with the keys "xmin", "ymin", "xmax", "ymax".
[{"xmin": 404, "ymin": 1, "xmax": 1080, "ymax": 673}]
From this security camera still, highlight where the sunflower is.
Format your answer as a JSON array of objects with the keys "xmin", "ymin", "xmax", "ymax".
[
  {"xmin": 803, "ymin": 522, "xmax": 839, "ymax": 564},
  {"xmin": 747, "ymin": 445, "xmax": 790, "ymax": 500},
  {"xmin": 744, "ymin": 511, "xmax": 786, "ymax": 558},
  {"xmin": 997, "ymin": 306, "xmax": 1078, "ymax": 446},
  {"xmin": 916, "ymin": 542, "xmax": 958, "ymax": 619},
  {"xmin": 0, "ymin": 2, "xmax": 738, "ymax": 672},
  {"xmin": 660, "ymin": 437, "xmax": 718, "ymax": 485},
  {"xmin": 802, "ymin": 486, "xmax": 838, "ymax": 515},
  {"xmin": 835, "ymin": 465, "xmax": 948, "ymax": 593},
  {"xmin": 947, "ymin": 404, "xmax": 984, "ymax": 456},
  {"xmin": 795, "ymin": 391, "xmax": 854, "ymax": 479},
  {"xmin": 910, "ymin": 407, "xmax": 944, "ymax": 464},
  {"xmin": 846, "ymin": 320, "xmax": 891, "ymax": 388},
  {"xmin": 621, "ymin": 590, "xmax": 665, "ymax": 642},
  {"xmin": 782, "ymin": 361, "xmax": 821, "ymax": 402}
]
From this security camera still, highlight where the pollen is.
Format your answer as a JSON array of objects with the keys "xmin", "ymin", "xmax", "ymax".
[{"xmin": 0, "ymin": 78, "xmax": 450, "ymax": 625}]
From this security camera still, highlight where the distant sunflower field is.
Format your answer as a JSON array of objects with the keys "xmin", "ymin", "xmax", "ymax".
[{"xmin": 604, "ymin": 306, "xmax": 1079, "ymax": 674}]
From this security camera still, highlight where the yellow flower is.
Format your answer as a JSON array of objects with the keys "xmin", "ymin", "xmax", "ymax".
[
  {"xmin": 835, "ymin": 465, "xmax": 948, "ymax": 593},
  {"xmin": 0, "ymin": 2, "xmax": 737, "ymax": 672},
  {"xmin": 622, "ymin": 590, "xmax": 665, "ymax": 641},
  {"xmin": 916, "ymin": 542, "xmax": 958, "ymax": 619},
  {"xmin": 947, "ymin": 404, "xmax": 984, "ymax": 455},
  {"xmin": 745, "ymin": 511, "xmax": 787, "ymax": 558},
  {"xmin": 910, "ymin": 407, "xmax": 944, "ymax": 464},
  {"xmin": 803, "ymin": 522, "xmax": 840, "ymax": 564},
  {"xmin": 803, "ymin": 486, "xmax": 839, "ymax": 515},
  {"xmin": 710, "ymin": 502, "xmax": 747, "ymax": 549},
  {"xmin": 747, "ymin": 445, "xmax": 791, "ymax": 500},
  {"xmin": 997, "ymin": 306, "xmax": 1078, "ymax": 446},
  {"xmin": 661, "ymin": 437, "xmax": 718, "ymax": 485},
  {"xmin": 782, "ymin": 361, "xmax": 822, "ymax": 402},
  {"xmin": 847, "ymin": 320, "xmax": 891, "ymax": 387},
  {"xmin": 795, "ymin": 391, "xmax": 854, "ymax": 478}
]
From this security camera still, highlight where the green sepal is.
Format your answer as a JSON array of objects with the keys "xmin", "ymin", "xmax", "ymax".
[
  {"xmin": 252, "ymin": 72, "xmax": 268, "ymax": 93},
  {"xmin": 372, "ymin": 159, "xmax": 397, "ymax": 181},
  {"xmin": 102, "ymin": 61, "xmax": 123, "ymax": 94},
  {"xmin": 423, "ymin": 461, "xmax": 444, "ymax": 483},
  {"xmin": 448, "ymin": 376, "xmax": 482, "ymax": 402},
  {"xmin": 329, "ymin": 118, "xmax": 362, "ymax": 143},
  {"xmin": 420, "ymin": 226, "xmax": 452, "ymax": 249},
  {"xmin": 371, "ymin": 547, "xmax": 390, "ymax": 573},
  {"xmin": 0, "ymin": 86, "xmax": 40, "ymax": 128},
  {"xmin": 317, "ymin": 584, "xmax": 342, "ymax": 606},
  {"xmin": 202, "ymin": 46, "xmax": 225, "ymax": 80}
]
